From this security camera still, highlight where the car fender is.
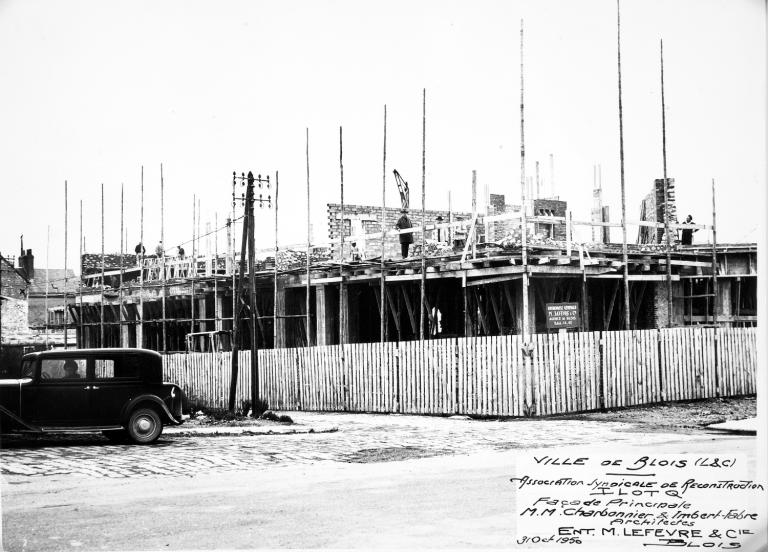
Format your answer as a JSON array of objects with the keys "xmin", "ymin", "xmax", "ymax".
[
  {"xmin": 0, "ymin": 404, "xmax": 42, "ymax": 433},
  {"xmin": 120, "ymin": 394, "xmax": 182, "ymax": 425}
]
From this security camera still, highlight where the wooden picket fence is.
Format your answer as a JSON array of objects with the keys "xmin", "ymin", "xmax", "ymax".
[{"xmin": 163, "ymin": 326, "xmax": 757, "ymax": 416}]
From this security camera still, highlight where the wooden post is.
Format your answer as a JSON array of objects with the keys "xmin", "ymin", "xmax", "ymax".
[
  {"xmin": 306, "ymin": 127, "xmax": 312, "ymax": 346},
  {"xmin": 138, "ymin": 166, "xmax": 144, "ymax": 349},
  {"xmin": 190, "ymin": 195, "xmax": 196, "ymax": 347},
  {"xmin": 64, "ymin": 181, "xmax": 68, "ymax": 349},
  {"xmin": 381, "ymin": 106, "xmax": 387, "ymax": 343},
  {"xmin": 248, "ymin": 172, "xmax": 258, "ymax": 414},
  {"xmin": 100, "ymin": 184, "xmax": 105, "ymax": 348},
  {"xmin": 229, "ymin": 172, "xmax": 249, "ymax": 413},
  {"xmin": 119, "ymin": 183, "xmax": 124, "ymax": 346},
  {"xmin": 338, "ymin": 127, "xmax": 347, "ymax": 410},
  {"xmin": 471, "ymin": 170, "xmax": 477, "ymax": 260},
  {"xmin": 160, "ymin": 163, "xmax": 167, "ymax": 352},
  {"xmin": 711, "ymin": 179, "xmax": 718, "ymax": 325},
  {"xmin": 273, "ymin": 170, "xmax": 279, "ymax": 348},
  {"xmin": 520, "ymin": 19, "xmax": 533, "ymax": 414},
  {"xmin": 660, "ymin": 40, "xmax": 673, "ymax": 328},
  {"xmin": 617, "ymin": 0, "xmax": 630, "ymax": 330},
  {"xmin": 448, "ymin": 191, "xmax": 453, "ymax": 246},
  {"xmin": 45, "ymin": 225, "xmax": 50, "ymax": 347},
  {"xmin": 214, "ymin": 212, "xmax": 219, "ymax": 332},
  {"xmin": 420, "ymin": 88, "xmax": 426, "ymax": 341},
  {"xmin": 79, "ymin": 200, "xmax": 83, "ymax": 347}
]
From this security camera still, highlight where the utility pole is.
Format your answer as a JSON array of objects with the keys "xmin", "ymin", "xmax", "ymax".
[{"xmin": 228, "ymin": 171, "xmax": 271, "ymax": 414}]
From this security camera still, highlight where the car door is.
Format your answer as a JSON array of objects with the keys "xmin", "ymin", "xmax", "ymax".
[
  {"xmin": 88, "ymin": 355, "xmax": 145, "ymax": 425},
  {"xmin": 27, "ymin": 357, "xmax": 92, "ymax": 426}
]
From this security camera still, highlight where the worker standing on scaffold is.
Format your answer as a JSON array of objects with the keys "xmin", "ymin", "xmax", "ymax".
[{"xmin": 395, "ymin": 209, "xmax": 413, "ymax": 258}]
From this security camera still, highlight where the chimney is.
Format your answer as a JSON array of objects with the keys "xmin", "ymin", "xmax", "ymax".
[{"xmin": 18, "ymin": 248, "xmax": 34, "ymax": 281}]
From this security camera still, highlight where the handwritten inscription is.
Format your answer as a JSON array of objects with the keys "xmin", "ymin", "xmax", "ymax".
[{"xmin": 510, "ymin": 455, "xmax": 764, "ymax": 549}]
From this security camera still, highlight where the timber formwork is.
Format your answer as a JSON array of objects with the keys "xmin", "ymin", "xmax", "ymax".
[{"xmin": 69, "ymin": 241, "xmax": 757, "ymax": 352}]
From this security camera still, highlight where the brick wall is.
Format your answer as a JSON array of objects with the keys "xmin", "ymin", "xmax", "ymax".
[
  {"xmin": 486, "ymin": 196, "xmax": 567, "ymax": 243},
  {"xmin": 327, "ymin": 204, "xmax": 471, "ymax": 259},
  {"xmin": 639, "ymin": 179, "xmax": 677, "ymax": 244}
]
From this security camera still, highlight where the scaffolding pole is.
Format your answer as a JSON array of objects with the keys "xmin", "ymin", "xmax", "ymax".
[
  {"xmin": 100, "ymin": 184, "xmax": 105, "ymax": 347},
  {"xmin": 306, "ymin": 127, "xmax": 312, "ymax": 346},
  {"xmin": 45, "ymin": 225, "xmax": 50, "ymax": 347},
  {"xmin": 711, "ymin": 179, "xmax": 718, "ymax": 325},
  {"xmin": 139, "ymin": 166, "xmax": 144, "ymax": 349},
  {"xmin": 661, "ymin": 39, "xmax": 673, "ymax": 328},
  {"xmin": 64, "ymin": 180, "xmax": 68, "ymax": 349},
  {"xmin": 380, "ymin": 105, "xmax": 387, "ymax": 343},
  {"xmin": 79, "ymin": 200, "xmax": 83, "ymax": 348},
  {"xmin": 214, "ymin": 212, "xmax": 219, "ymax": 331},
  {"xmin": 617, "ymin": 0, "xmax": 630, "ymax": 330},
  {"xmin": 520, "ymin": 19, "xmax": 532, "ymax": 414},
  {"xmin": 420, "ymin": 88, "xmax": 426, "ymax": 341},
  {"xmin": 339, "ymin": 126, "xmax": 346, "ymax": 346},
  {"xmin": 161, "ymin": 163, "xmax": 167, "ymax": 352},
  {"xmin": 339, "ymin": 126, "xmax": 347, "ymax": 409},
  {"xmin": 120, "ymin": 183, "xmax": 124, "ymax": 346},
  {"xmin": 191, "ymin": 194, "xmax": 196, "ymax": 342}
]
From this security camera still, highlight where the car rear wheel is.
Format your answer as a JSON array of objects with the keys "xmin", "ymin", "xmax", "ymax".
[{"xmin": 127, "ymin": 408, "xmax": 163, "ymax": 444}]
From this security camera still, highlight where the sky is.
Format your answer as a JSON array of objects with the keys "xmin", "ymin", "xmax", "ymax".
[{"xmin": 0, "ymin": 0, "xmax": 765, "ymax": 273}]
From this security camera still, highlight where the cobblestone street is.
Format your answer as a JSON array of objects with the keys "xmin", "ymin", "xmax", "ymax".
[{"xmin": 1, "ymin": 412, "xmax": 716, "ymax": 479}]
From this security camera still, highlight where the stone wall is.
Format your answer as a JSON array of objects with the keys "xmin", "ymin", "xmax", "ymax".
[{"xmin": 1, "ymin": 296, "xmax": 30, "ymax": 340}]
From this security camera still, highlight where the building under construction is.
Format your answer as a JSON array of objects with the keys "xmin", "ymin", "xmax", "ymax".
[{"xmin": 65, "ymin": 179, "xmax": 757, "ymax": 354}]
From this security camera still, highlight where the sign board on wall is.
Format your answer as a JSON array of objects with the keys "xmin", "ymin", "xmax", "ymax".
[{"xmin": 545, "ymin": 302, "xmax": 580, "ymax": 329}]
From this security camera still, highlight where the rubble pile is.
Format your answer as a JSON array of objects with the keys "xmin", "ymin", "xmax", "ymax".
[
  {"xmin": 410, "ymin": 240, "xmax": 455, "ymax": 258},
  {"xmin": 273, "ymin": 248, "xmax": 334, "ymax": 271},
  {"xmin": 494, "ymin": 233, "xmax": 566, "ymax": 250}
]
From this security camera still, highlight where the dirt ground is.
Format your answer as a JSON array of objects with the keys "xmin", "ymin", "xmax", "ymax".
[
  {"xmin": 555, "ymin": 395, "xmax": 757, "ymax": 433},
  {"xmin": 188, "ymin": 396, "xmax": 757, "ymax": 433}
]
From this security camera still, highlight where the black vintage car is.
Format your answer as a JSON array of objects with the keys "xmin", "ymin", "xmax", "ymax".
[{"xmin": 0, "ymin": 348, "xmax": 185, "ymax": 444}]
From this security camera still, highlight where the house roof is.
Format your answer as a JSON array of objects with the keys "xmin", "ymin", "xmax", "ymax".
[
  {"xmin": 28, "ymin": 268, "xmax": 79, "ymax": 295},
  {"xmin": 0, "ymin": 255, "xmax": 29, "ymax": 283}
]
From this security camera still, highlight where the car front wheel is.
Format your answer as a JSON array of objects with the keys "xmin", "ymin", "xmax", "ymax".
[{"xmin": 127, "ymin": 408, "xmax": 163, "ymax": 444}]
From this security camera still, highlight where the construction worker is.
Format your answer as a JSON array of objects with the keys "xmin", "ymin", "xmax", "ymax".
[
  {"xmin": 177, "ymin": 245, "xmax": 186, "ymax": 259},
  {"xmin": 134, "ymin": 242, "xmax": 145, "ymax": 264},
  {"xmin": 395, "ymin": 209, "xmax": 413, "ymax": 258},
  {"xmin": 349, "ymin": 241, "xmax": 361, "ymax": 262},
  {"xmin": 679, "ymin": 214, "xmax": 699, "ymax": 245}
]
